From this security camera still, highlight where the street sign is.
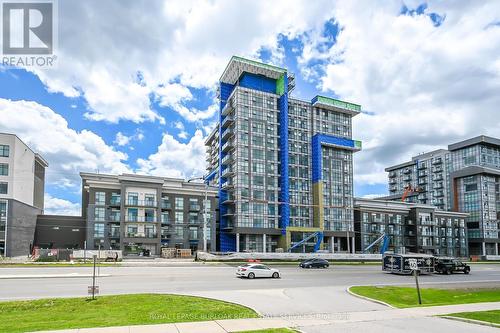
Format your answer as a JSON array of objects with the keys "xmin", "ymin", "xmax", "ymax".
[
  {"xmin": 88, "ymin": 286, "xmax": 99, "ymax": 295},
  {"xmin": 409, "ymin": 259, "xmax": 418, "ymax": 270}
]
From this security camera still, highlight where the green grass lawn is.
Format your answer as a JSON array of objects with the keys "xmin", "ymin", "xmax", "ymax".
[
  {"xmin": 445, "ymin": 310, "xmax": 500, "ymax": 325},
  {"xmin": 349, "ymin": 286, "xmax": 500, "ymax": 308},
  {"xmin": 0, "ymin": 294, "xmax": 259, "ymax": 333}
]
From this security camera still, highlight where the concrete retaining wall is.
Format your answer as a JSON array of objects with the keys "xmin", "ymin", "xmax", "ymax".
[{"xmin": 197, "ymin": 252, "xmax": 382, "ymax": 261}]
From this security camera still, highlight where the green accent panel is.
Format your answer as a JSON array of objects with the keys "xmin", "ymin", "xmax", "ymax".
[
  {"xmin": 312, "ymin": 182, "xmax": 324, "ymax": 230},
  {"xmin": 232, "ymin": 56, "xmax": 286, "ymax": 73},
  {"xmin": 276, "ymin": 73, "xmax": 285, "ymax": 96},
  {"xmin": 315, "ymin": 95, "xmax": 361, "ymax": 112},
  {"xmin": 354, "ymin": 140, "xmax": 362, "ymax": 149}
]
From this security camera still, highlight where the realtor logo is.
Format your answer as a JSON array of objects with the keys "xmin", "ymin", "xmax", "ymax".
[
  {"xmin": 1, "ymin": 1, "xmax": 57, "ymax": 67},
  {"xmin": 2, "ymin": 2, "xmax": 53, "ymax": 54}
]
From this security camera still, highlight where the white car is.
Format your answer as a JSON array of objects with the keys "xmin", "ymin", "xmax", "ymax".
[{"xmin": 236, "ymin": 263, "xmax": 281, "ymax": 279}]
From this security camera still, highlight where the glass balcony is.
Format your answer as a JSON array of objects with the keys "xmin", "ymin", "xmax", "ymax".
[
  {"xmin": 125, "ymin": 216, "xmax": 157, "ymax": 223},
  {"xmin": 125, "ymin": 199, "xmax": 157, "ymax": 207},
  {"xmin": 161, "ymin": 201, "xmax": 172, "ymax": 209},
  {"xmin": 189, "ymin": 204, "xmax": 201, "ymax": 211}
]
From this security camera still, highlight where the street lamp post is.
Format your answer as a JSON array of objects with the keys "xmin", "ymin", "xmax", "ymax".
[{"xmin": 188, "ymin": 177, "xmax": 208, "ymax": 252}]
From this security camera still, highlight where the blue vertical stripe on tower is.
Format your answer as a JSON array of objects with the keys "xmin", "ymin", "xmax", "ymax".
[
  {"xmin": 278, "ymin": 74, "xmax": 289, "ymax": 235},
  {"xmin": 219, "ymin": 82, "xmax": 236, "ymax": 252}
]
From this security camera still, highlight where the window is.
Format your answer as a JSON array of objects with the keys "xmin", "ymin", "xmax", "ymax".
[
  {"xmin": 189, "ymin": 227, "xmax": 198, "ymax": 239},
  {"xmin": 95, "ymin": 192, "xmax": 105, "ymax": 205},
  {"xmin": 144, "ymin": 194, "xmax": 156, "ymax": 206},
  {"xmin": 94, "ymin": 207, "xmax": 105, "ymax": 221},
  {"xmin": 94, "ymin": 223, "xmax": 104, "ymax": 238},
  {"xmin": 127, "ymin": 208, "xmax": 138, "ymax": 222},
  {"xmin": 189, "ymin": 212, "xmax": 198, "ymax": 224},
  {"xmin": 0, "ymin": 164, "xmax": 8, "ymax": 176},
  {"xmin": 0, "ymin": 182, "xmax": 7, "ymax": 194},
  {"xmin": 175, "ymin": 197, "xmax": 184, "ymax": 210},
  {"xmin": 127, "ymin": 192, "xmax": 138, "ymax": 205},
  {"xmin": 110, "ymin": 192, "xmax": 121, "ymax": 205},
  {"xmin": 145, "ymin": 209, "xmax": 155, "ymax": 222},
  {"xmin": 0, "ymin": 145, "xmax": 9, "ymax": 157},
  {"xmin": 175, "ymin": 226, "xmax": 184, "ymax": 238},
  {"xmin": 175, "ymin": 211, "xmax": 184, "ymax": 223}
]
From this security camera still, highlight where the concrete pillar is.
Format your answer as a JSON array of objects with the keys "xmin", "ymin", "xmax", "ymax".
[
  {"xmin": 482, "ymin": 242, "xmax": 486, "ymax": 257},
  {"xmin": 495, "ymin": 243, "xmax": 498, "ymax": 256},
  {"xmin": 330, "ymin": 236, "xmax": 335, "ymax": 253},
  {"xmin": 351, "ymin": 236, "xmax": 355, "ymax": 254},
  {"xmin": 262, "ymin": 234, "xmax": 267, "ymax": 253},
  {"xmin": 236, "ymin": 233, "xmax": 240, "ymax": 252}
]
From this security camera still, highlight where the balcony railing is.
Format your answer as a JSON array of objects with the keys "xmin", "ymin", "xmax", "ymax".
[
  {"xmin": 126, "ymin": 233, "xmax": 158, "ymax": 238},
  {"xmin": 189, "ymin": 204, "xmax": 201, "ymax": 211},
  {"xmin": 125, "ymin": 199, "xmax": 157, "ymax": 207},
  {"xmin": 161, "ymin": 201, "xmax": 172, "ymax": 209},
  {"xmin": 125, "ymin": 216, "xmax": 158, "ymax": 223}
]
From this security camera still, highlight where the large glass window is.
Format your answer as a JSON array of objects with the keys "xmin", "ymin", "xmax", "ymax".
[
  {"xmin": 127, "ymin": 208, "xmax": 138, "ymax": 222},
  {"xmin": 127, "ymin": 192, "xmax": 138, "ymax": 205},
  {"xmin": 94, "ymin": 223, "xmax": 105, "ymax": 238},
  {"xmin": 0, "ymin": 145, "xmax": 9, "ymax": 157},
  {"xmin": 0, "ymin": 164, "xmax": 8, "ymax": 176},
  {"xmin": 175, "ymin": 226, "xmax": 184, "ymax": 238},
  {"xmin": 0, "ymin": 182, "xmax": 7, "ymax": 194},
  {"xmin": 175, "ymin": 197, "xmax": 184, "ymax": 210},
  {"xmin": 144, "ymin": 194, "xmax": 156, "ymax": 206},
  {"xmin": 94, "ymin": 207, "xmax": 105, "ymax": 221},
  {"xmin": 95, "ymin": 192, "xmax": 105, "ymax": 205},
  {"xmin": 175, "ymin": 211, "xmax": 184, "ymax": 223}
]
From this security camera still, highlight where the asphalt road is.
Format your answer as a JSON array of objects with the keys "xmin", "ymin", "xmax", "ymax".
[
  {"xmin": 1, "ymin": 263, "xmax": 500, "ymax": 317},
  {"xmin": 1, "ymin": 263, "xmax": 500, "ymax": 333}
]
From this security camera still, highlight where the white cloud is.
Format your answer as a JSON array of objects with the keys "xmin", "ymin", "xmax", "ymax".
[
  {"xmin": 25, "ymin": 0, "xmax": 337, "ymax": 125},
  {"xmin": 137, "ymin": 129, "xmax": 206, "ymax": 179},
  {"xmin": 0, "ymin": 98, "xmax": 130, "ymax": 189},
  {"xmin": 114, "ymin": 130, "xmax": 145, "ymax": 147},
  {"xmin": 298, "ymin": 1, "xmax": 500, "ymax": 188},
  {"xmin": 114, "ymin": 132, "xmax": 131, "ymax": 146},
  {"xmin": 44, "ymin": 194, "xmax": 81, "ymax": 216}
]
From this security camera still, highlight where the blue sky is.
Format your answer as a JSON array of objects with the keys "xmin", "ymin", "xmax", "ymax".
[{"xmin": 1, "ymin": 1, "xmax": 499, "ymax": 214}]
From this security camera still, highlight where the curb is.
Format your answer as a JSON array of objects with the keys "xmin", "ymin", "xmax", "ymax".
[
  {"xmin": 0, "ymin": 274, "xmax": 111, "ymax": 279},
  {"xmin": 346, "ymin": 286, "xmax": 395, "ymax": 308},
  {"xmin": 440, "ymin": 315, "xmax": 500, "ymax": 328}
]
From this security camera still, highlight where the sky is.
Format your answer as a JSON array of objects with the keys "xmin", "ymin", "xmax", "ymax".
[{"xmin": 1, "ymin": 0, "xmax": 499, "ymax": 215}]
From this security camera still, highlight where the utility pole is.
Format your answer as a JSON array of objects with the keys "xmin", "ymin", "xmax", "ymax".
[
  {"xmin": 92, "ymin": 255, "xmax": 97, "ymax": 300},
  {"xmin": 203, "ymin": 183, "xmax": 208, "ymax": 252}
]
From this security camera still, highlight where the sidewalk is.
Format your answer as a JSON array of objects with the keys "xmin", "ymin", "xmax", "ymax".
[
  {"xmin": 34, "ymin": 301, "xmax": 500, "ymax": 333},
  {"xmin": 0, "ymin": 273, "xmax": 111, "ymax": 279}
]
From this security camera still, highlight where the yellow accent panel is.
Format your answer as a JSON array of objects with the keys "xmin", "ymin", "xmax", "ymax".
[{"xmin": 312, "ymin": 182, "xmax": 324, "ymax": 229}]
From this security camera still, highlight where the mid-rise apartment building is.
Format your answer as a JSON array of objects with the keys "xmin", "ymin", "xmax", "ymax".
[
  {"xmin": 354, "ymin": 198, "xmax": 468, "ymax": 257},
  {"xmin": 206, "ymin": 56, "xmax": 362, "ymax": 253},
  {"xmin": 81, "ymin": 173, "xmax": 218, "ymax": 255},
  {"xmin": 0, "ymin": 133, "xmax": 48, "ymax": 257},
  {"xmin": 385, "ymin": 135, "xmax": 500, "ymax": 256}
]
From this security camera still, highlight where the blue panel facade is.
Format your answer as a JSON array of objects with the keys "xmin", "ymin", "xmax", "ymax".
[
  {"xmin": 219, "ymin": 82, "xmax": 236, "ymax": 252},
  {"xmin": 278, "ymin": 74, "xmax": 289, "ymax": 235},
  {"xmin": 312, "ymin": 134, "xmax": 358, "ymax": 182},
  {"xmin": 239, "ymin": 72, "xmax": 277, "ymax": 94}
]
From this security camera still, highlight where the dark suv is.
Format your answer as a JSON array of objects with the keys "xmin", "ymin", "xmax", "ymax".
[
  {"xmin": 435, "ymin": 257, "xmax": 470, "ymax": 275},
  {"xmin": 299, "ymin": 258, "xmax": 329, "ymax": 269}
]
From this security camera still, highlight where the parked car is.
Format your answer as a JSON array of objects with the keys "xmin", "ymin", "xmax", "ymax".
[
  {"xmin": 299, "ymin": 258, "xmax": 330, "ymax": 269},
  {"xmin": 235, "ymin": 264, "xmax": 281, "ymax": 279},
  {"xmin": 435, "ymin": 257, "xmax": 470, "ymax": 275}
]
